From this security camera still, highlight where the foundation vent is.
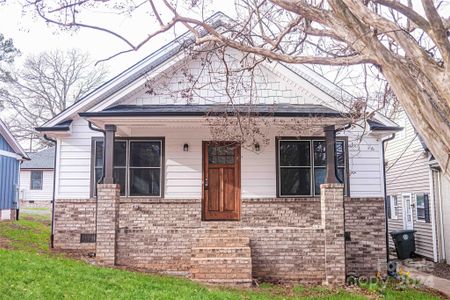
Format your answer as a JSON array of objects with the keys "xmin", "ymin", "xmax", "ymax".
[{"xmin": 80, "ymin": 233, "xmax": 96, "ymax": 243}]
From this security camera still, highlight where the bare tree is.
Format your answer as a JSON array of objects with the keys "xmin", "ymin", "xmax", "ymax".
[
  {"xmin": 24, "ymin": 0, "xmax": 450, "ymax": 175},
  {"xmin": 0, "ymin": 49, "xmax": 108, "ymax": 150}
]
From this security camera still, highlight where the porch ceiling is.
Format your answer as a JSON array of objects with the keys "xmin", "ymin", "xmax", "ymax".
[{"xmin": 79, "ymin": 105, "xmax": 351, "ymax": 136}]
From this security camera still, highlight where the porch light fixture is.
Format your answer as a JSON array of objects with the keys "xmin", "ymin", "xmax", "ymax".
[
  {"xmin": 183, "ymin": 143, "xmax": 189, "ymax": 152},
  {"xmin": 254, "ymin": 143, "xmax": 260, "ymax": 152}
]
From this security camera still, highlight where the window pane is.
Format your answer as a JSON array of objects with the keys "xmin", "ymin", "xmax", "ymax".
[
  {"xmin": 31, "ymin": 171, "xmax": 43, "ymax": 190},
  {"xmin": 226, "ymin": 156, "xmax": 235, "ymax": 164},
  {"xmin": 337, "ymin": 167, "xmax": 345, "ymax": 184},
  {"xmin": 314, "ymin": 168, "xmax": 326, "ymax": 195},
  {"xmin": 114, "ymin": 142, "xmax": 127, "ymax": 167},
  {"xmin": 313, "ymin": 141, "xmax": 326, "ymax": 166},
  {"xmin": 336, "ymin": 141, "xmax": 345, "ymax": 166},
  {"xmin": 95, "ymin": 141, "xmax": 104, "ymax": 167},
  {"xmin": 208, "ymin": 144, "xmax": 235, "ymax": 164},
  {"xmin": 114, "ymin": 168, "xmax": 126, "ymax": 196},
  {"xmin": 130, "ymin": 168, "xmax": 160, "ymax": 196},
  {"xmin": 130, "ymin": 142, "xmax": 161, "ymax": 167},
  {"xmin": 416, "ymin": 194, "xmax": 425, "ymax": 208},
  {"xmin": 280, "ymin": 168, "xmax": 311, "ymax": 196},
  {"xmin": 95, "ymin": 168, "xmax": 103, "ymax": 185},
  {"xmin": 280, "ymin": 141, "xmax": 310, "ymax": 166},
  {"xmin": 417, "ymin": 208, "xmax": 425, "ymax": 219}
]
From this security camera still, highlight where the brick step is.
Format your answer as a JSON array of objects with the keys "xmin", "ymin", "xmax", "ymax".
[
  {"xmin": 191, "ymin": 257, "xmax": 252, "ymax": 264},
  {"xmin": 194, "ymin": 279, "xmax": 253, "ymax": 286},
  {"xmin": 199, "ymin": 227, "xmax": 245, "ymax": 234},
  {"xmin": 195, "ymin": 237, "xmax": 250, "ymax": 247},
  {"xmin": 191, "ymin": 246, "xmax": 251, "ymax": 258}
]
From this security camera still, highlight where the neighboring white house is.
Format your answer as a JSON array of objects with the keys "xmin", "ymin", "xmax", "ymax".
[
  {"xmin": 19, "ymin": 148, "xmax": 55, "ymax": 208},
  {"xmin": 385, "ymin": 110, "xmax": 450, "ymax": 263}
]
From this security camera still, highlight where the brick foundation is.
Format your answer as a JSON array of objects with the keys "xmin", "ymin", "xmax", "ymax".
[
  {"xmin": 19, "ymin": 200, "xmax": 52, "ymax": 209},
  {"xmin": 52, "ymin": 194, "xmax": 386, "ymax": 283},
  {"xmin": 0, "ymin": 209, "xmax": 17, "ymax": 221}
]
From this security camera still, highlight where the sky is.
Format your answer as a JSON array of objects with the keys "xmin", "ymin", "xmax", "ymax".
[{"xmin": 0, "ymin": 1, "xmax": 236, "ymax": 75}]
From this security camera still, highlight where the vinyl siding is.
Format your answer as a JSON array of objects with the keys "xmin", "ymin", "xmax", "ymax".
[
  {"xmin": 0, "ymin": 135, "xmax": 20, "ymax": 210},
  {"xmin": 385, "ymin": 111, "xmax": 435, "ymax": 260},
  {"xmin": 19, "ymin": 170, "xmax": 54, "ymax": 202},
  {"xmin": 55, "ymin": 118, "xmax": 386, "ymax": 200},
  {"xmin": 439, "ymin": 173, "xmax": 450, "ymax": 263}
]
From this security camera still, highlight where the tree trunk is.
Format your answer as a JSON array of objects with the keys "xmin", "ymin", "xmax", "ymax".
[{"xmin": 381, "ymin": 63, "xmax": 450, "ymax": 178}]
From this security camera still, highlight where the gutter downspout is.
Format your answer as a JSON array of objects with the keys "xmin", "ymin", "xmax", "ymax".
[
  {"xmin": 87, "ymin": 121, "xmax": 106, "ymax": 251},
  {"xmin": 43, "ymin": 134, "xmax": 57, "ymax": 248},
  {"xmin": 382, "ymin": 133, "xmax": 396, "ymax": 265}
]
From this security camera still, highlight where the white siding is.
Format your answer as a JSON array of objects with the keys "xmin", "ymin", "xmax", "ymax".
[
  {"xmin": 56, "ymin": 118, "xmax": 102, "ymax": 199},
  {"xmin": 19, "ymin": 169, "xmax": 54, "ymax": 202},
  {"xmin": 439, "ymin": 173, "xmax": 450, "ymax": 263},
  {"xmin": 385, "ymin": 111, "xmax": 435, "ymax": 259},
  {"xmin": 56, "ymin": 118, "xmax": 385, "ymax": 200},
  {"xmin": 345, "ymin": 130, "xmax": 384, "ymax": 198}
]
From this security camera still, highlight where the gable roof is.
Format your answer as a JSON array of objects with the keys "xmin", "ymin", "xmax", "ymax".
[
  {"xmin": 0, "ymin": 119, "xmax": 29, "ymax": 160},
  {"xmin": 21, "ymin": 147, "xmax": 55, "ymax": 169},
  {"xmin": 36, "ymin": 12, "xmax": 399, "ymax": 133}
]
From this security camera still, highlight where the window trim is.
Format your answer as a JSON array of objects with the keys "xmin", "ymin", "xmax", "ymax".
[
  {"xmin": 387, "ymin": 194, "xmax": 400, "ymax": 220},
  {"xmin": 30, "ymin": 170, "xmax": 44, "ymax": 190},
  {"xmin": 414, "ymin": 193, "xmax": 430, "ymax": 223},
  {"xmin": 90, "ymin": 137, "xmax": 165, "ymax": 198},
  {"xmin": 275, "ymin": 136, "xmax": 349, "ymax": 198}
]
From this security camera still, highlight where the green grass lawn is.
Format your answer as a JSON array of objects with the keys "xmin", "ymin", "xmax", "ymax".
[{"xmin": 0, "ymin": 215, "xmax": 443, "ymax": 300}]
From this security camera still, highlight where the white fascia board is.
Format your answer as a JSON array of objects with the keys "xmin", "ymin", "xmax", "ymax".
[
  {"xmin": 271, "ymin": 62, "xmax": 350, "ymax": 113},
  {"xmin": 42, "ymin": 49, "xmax": 181, "ymax": 127},
  {"xmin": 0, "ymin": 120, "xmax": 28, "ymax": 159},
  {"xmin": 0, "ymin": 149, "xmax": 22, "ymax": 160},
  {"xmin": 89, "ymin": 54, "xmax": 185, "ymax": 112},
  {"xmin": 274, "ymin": 63, "xmax": 398, "ymax": 128}
]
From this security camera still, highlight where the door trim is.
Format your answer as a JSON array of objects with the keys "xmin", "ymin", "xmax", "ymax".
[
  {"xmin": 402, "ymin": 193, "xmax": 414, "ymax": 230},
  {"xmin": 202, "ymin": 141, "xmax": 241, "ymax": 221}
]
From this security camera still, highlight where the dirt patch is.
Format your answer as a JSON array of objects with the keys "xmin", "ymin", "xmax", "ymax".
[
  {"xmin": 428, "ymin": 262, "xmax": 450, "ymax": 281},
  {"xmin": 51, "ymin": 248, "xmax": 97, "ymax": 264},
  {"xmin": 0, "ymin": 237, "xmax": 12, "ymax": 250}
]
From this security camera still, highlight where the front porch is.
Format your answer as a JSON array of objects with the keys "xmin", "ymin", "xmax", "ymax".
[{"xmin": 49, "ymin": 105, "xmax": 386, "ymax": 285}]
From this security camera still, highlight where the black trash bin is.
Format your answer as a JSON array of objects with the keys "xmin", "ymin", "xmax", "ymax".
[{"xmin": 390, "ymin": 230, "xmax": 416, "ymax": 260}]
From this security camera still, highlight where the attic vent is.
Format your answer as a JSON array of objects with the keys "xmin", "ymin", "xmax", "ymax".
[{"xmin": 80, "ymin": 233, "xmax": 96, "ymax": 243}]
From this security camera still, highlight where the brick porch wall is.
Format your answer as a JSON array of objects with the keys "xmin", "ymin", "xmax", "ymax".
[
  {"xmin": 53, "ymin": 199, "xmax": 96, "ymax": 251},
  {"xmin": 52, "ymin": 196, "xmax": 386, "ymax": 282},
  {"xmin": 344, "ymin": 197, "xmax": 387, "ymax": 276}
]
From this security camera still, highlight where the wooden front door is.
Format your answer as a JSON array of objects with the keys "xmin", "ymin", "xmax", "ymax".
[{"xmin": 202, "ymin": 142, "xmax": 241, "ymax": 221}]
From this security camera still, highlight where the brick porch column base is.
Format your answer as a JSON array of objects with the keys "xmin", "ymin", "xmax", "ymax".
[
  {"xmin": 96, "ymin": 183, "xmax": 120, "ymax": 266},
  {"xmin": 321, "ymin": 183, "xmax": 346, "ymax": 285}
]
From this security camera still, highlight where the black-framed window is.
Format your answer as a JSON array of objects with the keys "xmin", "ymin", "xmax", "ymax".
[
  {"xmin": 30, "ymin": 170, "xmax": 43, "ymax": 190},
  {"xmin": 277, "ymin": 138, "xmax": 348, "ymax": 197},
  {"xmin": 415, "ymin": 193, "xmax": 430, "ymax": 223},
  {"xmin": 92, "ymin": 138, "xmax": 164, "ymax": 197}
]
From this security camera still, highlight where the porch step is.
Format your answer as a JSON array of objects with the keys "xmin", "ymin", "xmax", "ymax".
[
  {"xmin": 191, "ymin": 229, "xmax": 252, "ymax": 286},
  {"xmin": 195, "ymin": 237, "xmax": 250, "ymax": 248},
  {"xmin": 192, "ymin": 246, "xmax": 251, "ymax": 258}
]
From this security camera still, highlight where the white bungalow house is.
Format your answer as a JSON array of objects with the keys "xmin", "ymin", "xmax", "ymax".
[
  {"xmin": 36, "ymin": 14, "xmax": 401, "ymax": 285},
  {"xmin": 19, "ymin": 147, "xmax": 55, "ymax": 208},
  {"xmin": 386, "ymin": 110, "xmax": 450, "ymax": 263}
]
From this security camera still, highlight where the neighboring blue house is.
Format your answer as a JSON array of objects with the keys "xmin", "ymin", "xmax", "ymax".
[{"xmin": 0, "ymin": 119, "xmax": 29, "ymax": 220}]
